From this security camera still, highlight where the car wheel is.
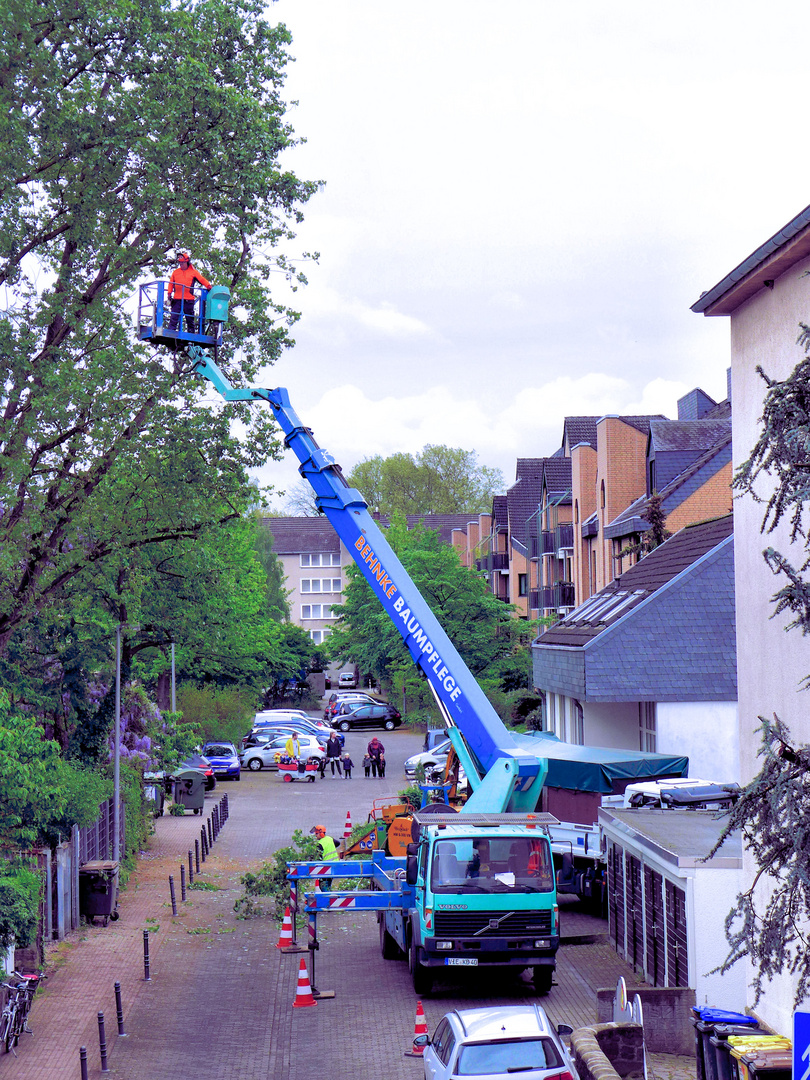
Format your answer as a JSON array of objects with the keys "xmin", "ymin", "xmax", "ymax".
[
  {"xmin": 384, "ymin": 719, "xmax": 396, "ymax": 730},
  {"xmin": 283, "ymin": 774, "xmax": 293, "ymax": 783},
  {"xmin": 532, "ymin": 966, "xmax": 554, "ymax": 994},
  {"xmin": 339, "ymin": 720, "xmax": 351, "ymax": 732},
  {"xmin": 409, "ymin": 935, "xmax": 432, "ymax": 995},
  {"xmin": 247, "ymin": 758, "xmax": 263, "ymax": 771},
  {"xmin": 234, "ymin": 774, "xmax": 240, "ymax": 782}
]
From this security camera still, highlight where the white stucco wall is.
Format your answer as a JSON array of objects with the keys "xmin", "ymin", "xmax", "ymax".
[
  {"xmin": 712, "ymin": 248, "xmax": 810, "ymax": 1034},
  {"xmin": 691, "ymin": 867, "xmax": 746, "ymax": 1010},
  {"xmin": 656, "ymin": 701, "xmax": 740, "ymax": 783},
  {"xmin": 582, "ymin": 701, "xmax": 640, "ymax": 749}
]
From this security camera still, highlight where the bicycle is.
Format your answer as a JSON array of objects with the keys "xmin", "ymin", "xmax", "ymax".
[{"xmin": 1, "ymin": 971, "xmax": 45, "ymax": 1055}]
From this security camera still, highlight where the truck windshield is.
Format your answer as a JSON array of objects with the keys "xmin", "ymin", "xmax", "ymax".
[{"xmin": 430, "ymin": 837, "xmax": 554, "ymax": 894}]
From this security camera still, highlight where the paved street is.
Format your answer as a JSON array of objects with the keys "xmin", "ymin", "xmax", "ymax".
[{"xmin": 2, "ymin": 720, "xmax": 696, "ymax": 1080}]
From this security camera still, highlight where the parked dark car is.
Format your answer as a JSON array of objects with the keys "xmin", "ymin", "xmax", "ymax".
[
  {"xmin": 331, "ymin": 703, "xmax": 402, "ymax": 732},
  {"xmin": 179, "ymin": 753, "xmax": 216, "ymax": 791}
]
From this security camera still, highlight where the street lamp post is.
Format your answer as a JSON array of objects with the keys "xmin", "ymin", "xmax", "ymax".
[{"xmin": 113, "ymin": 623, "xmax": 139, "ymax": 863}]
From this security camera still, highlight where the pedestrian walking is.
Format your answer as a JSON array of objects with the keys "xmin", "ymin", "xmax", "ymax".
[
  {"xmin": 367, "ymin": 736, "xmax": 385, "ymax": 778},
  {"xmin": 326, "ymin": 733, "xmax": 343, "ymax": 776},
  {"xmin": 363, "ymin": 753, "xmax": 372, "ymax": 778},
  {"xmin": 284, "ymin": 733, "xmax": 302, "ymax": 759},
  {"xmin": 342, "ymin": 753, "xmax": 354, "ymax": 778},
  {"xmin": 377, "ymin": 753, "xmax": 386, "ymax": 779}
]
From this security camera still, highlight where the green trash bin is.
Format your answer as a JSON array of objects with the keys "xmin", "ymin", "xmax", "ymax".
[
  {"xmin": 79, "ymin": 860, "xmax": 120, "ymax": 926},
  {"xmin": 143, "ymin": 772, "xmax": 166, "ymax": 817},
  {"xmin": 204, "ymin": 286, "xmax": 230, "ymax": 323},
  {"xmin": 172, "ymin": 768, "xmax": 206, "ymax": 814}
]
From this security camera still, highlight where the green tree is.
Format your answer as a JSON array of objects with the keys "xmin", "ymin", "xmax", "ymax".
[
  {"xmin": 327, "ymin": 515, "xmax": 517, "ymax": 702},
  {"xmin": 347, "ymin": 446, "xmax": 504, "ymax": 516},
  {"xmin": 0, "ymin": 0, "xmax": 319, "ymax": 656}
]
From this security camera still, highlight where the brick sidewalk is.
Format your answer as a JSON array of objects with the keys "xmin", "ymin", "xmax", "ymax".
[{"xmin": 4, "ymin": 759, "xmax": 697, "ymax": 1080}]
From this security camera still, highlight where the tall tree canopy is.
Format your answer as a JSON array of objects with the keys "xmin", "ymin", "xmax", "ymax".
[
  {"xmin": 347, "ymin": 446, "xmax": 504, "ymax": 516},
  {"xmin": 0, "ymin": 0, "xmax": 319, "ymax": 656}
]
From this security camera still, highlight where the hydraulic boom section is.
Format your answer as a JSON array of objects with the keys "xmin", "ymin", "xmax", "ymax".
[{"xmin": 185, "ymin": 347, "xmax": 546, "ymax": 812}]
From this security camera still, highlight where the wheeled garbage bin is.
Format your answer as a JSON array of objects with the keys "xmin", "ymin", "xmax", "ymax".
[
  {"xmin": 79, "ymin": 860, "xmax": 120, "ymax": 926},
  {"xmin": 709, "ymin": 1024, "xmax": 763, "ymax": 1080},
  {"xmin": 172, "ymin": 768, "xmax": 206, "ymax": 814},
  {"xmin": 691, "ymin": 1008, "xmax": 758, "ymax": 1080},
  {"xmin": 143, "ymin": 774, "xmax": 166, "ymax": 817},
  {"xmin": 732, "ymin": 1047, "xmax": 792, "ymax": 1080}
]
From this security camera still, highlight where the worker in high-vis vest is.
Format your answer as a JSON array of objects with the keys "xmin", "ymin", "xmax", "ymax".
[
  {"xmin": 312, "ymin": 824, "xmax": 339, "ymax": 860},
  {"xmin": 167, "ymin": 252, "xmax": 211, "ymax": 331}
]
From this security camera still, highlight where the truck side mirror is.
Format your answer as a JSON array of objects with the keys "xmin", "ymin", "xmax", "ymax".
[{"xmin": 406, "ymin": 853, "xmax": 418, "ymax": 885}]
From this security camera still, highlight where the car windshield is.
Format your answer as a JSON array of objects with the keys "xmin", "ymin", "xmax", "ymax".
[
  {"xmin": 205, "ymin": 745, "xmax": 234, "ymax": 756},
  {"xmin": 456, "ymin": 1036, "xmax": 562, "ymax": 1075},
  {"xmin": 430, "ymin": 838, "xmax": 554, "ymax": 894}
]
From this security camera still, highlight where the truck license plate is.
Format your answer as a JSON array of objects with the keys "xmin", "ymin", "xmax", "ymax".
[{"xmin": 446, "ymin": 958, "xmax": 478, "ymax": 967}]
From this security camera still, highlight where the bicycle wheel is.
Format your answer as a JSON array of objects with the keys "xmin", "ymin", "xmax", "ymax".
[{"xmin": 3, "ymin": 1006, "xmax": 16, "ymax": 1053}]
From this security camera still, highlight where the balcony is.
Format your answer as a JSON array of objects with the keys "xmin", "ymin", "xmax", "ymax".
[
  {"xmin": 554, "ymin": 523, "xmax": 574, "ymax": 552},
  {"xmin": 537, "ymin": 583, "xmax": 575, "ymax": 611},
  {"xmin": 479, "ymin": 552, "xmax": 509, "ymax": 572},
  {"xmin": 541, "ymin": 531, "xmax": 555, "ymax": 555}
]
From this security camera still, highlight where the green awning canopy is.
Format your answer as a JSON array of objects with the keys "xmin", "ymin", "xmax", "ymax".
[{"xmin": 515, "ymin": 731, "xmax": 689, "ymax": 794}]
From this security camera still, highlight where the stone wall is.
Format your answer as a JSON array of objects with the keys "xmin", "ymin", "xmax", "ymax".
[
  {"xmin": 596, "ymin": 986, "xmax": 695, "ymax": 1056},
  {"xmin": 571, "ymin": 1022, "xmax": 644, "ymax": 1080}
]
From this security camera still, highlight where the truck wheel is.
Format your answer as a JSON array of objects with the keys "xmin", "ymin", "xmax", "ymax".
[
  {"xmin": 532, "ymin": 966, "xmax": 554, "ymax": 994},
  {"xmin": 380, "ymin": 919, "xmax": 400, "ymax": 960},
  {"xmin": 409, "ymin": 938, "xmax": 432, "ymax": 995}
]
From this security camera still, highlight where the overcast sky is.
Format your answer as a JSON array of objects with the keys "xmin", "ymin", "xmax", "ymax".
[{"xmin": 241, "ymin": 1, "xmax": 810, "ymax": 510}]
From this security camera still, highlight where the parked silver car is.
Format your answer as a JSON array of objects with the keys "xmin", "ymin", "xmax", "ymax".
[
  {"xmin": 417, "ymin": 1005, "xmax": 575, "ymax": 1080},
  {"xmin": 239, "ymin": 733, "xmax": 326, "ymax": 772}
]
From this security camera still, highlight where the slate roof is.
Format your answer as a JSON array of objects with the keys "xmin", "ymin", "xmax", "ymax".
[
  {"xmin": 372, "ymin": 514, "xmax": 471, "ymax": 544},
  {"xmin": 649, "ymin": 418, "xmax": 731, "ymax": 453},
  {"xmin": 261, "ymin": 517, "xmax": 341, "ymax": 554},
  {"xmin": 492, "ymin": 495, "xmax": 508, "ymax": 531},
  {"xmin": 543, "ymin": 458, "xmax": 573, "ymax": 499},
  {"xmin": 532, "ymin": 514, "xmax": 735, "ymax": 702},
  {"xmin": 564, "ymin": 417, "xmax": 599, "ymax": 451},
  {"xmin": 507, "ymin": 474, "xmax": 544, "ymax": 547},
  {"xmin": 516, "ymin": 459, "xmax": 546, "ymax": 480}
]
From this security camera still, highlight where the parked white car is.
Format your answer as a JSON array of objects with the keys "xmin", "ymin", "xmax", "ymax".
[
  {"xmin": 404, "ymin": 739, "xmax": 451, "ymax": 780},
  {"xmin": 239, "ymin": 733, "xmax": 326, "ymax": 772},
  {"xmin": 418, "ymin": 1005, "xmax": 576, "ymax": 1080}
]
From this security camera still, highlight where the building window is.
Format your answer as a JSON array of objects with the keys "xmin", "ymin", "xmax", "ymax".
[
  {"xmin": 302, "ymin": 604, "xmax": 334, "ymax": 620},
  {"xmin": 639, "ymin": 702, "xmax": 656, "ymax": 752},
  {"xmin": 308, "ymin": 628, "xmax": 330, "ymax": 645},
  {"xmin": 301, "ymin": 578, "xmax": 342, "ymax": 594},
  {"xmin": 600, "ymin": 480, "xmax": 606, "ymax": 510},
  {"xmin": 572, "ymin": 700, "xmax": 584, "ymax": 745},
  {"xmin": 300, "ymin": 553, "xmax": 341, "ymax": 567},
  {"xmin": 518, "ymin": 573, "xmax": 528, "ymax": 597}
]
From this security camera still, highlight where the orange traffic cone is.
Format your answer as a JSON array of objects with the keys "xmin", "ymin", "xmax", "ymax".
[
  {"xmin": 276, "ymin": 906, "xmax": 293, "ymax": 949},
  {"xmin": 292, "ymin": 957, "xmax": 317, "ymax": 1008},
  {"xmin": 404, "ymin": 999, "xmax": 428, "ymax": 1057},
  {"xmin": 343, "ymin": 810, "xmax": 353, "ymax": 838}
]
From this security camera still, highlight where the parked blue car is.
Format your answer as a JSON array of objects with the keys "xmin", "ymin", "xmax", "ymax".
[{"xmin": 201, "ymin": 742, "xmax": 241, "ymax": 781}]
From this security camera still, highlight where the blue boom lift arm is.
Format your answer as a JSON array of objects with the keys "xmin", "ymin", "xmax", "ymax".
[{"xmin": 183, "ymin": 344, "xmax": 546, "ymax": 812}]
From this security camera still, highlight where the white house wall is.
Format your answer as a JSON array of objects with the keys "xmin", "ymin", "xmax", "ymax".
[
  {"xmin": 727, "ymin": 253, "xmax": 810, "ymax": 1034},
  {"xmin": 656, "ymin": 701, "xmax": 739, "ymax": 784},
  {"xmin": 582, "ymin": 701, "xmax": 640, "ymax": 750},
  {"xmin": 691, "ymin": 867, "xmax": 746, "ymax": 1011}
]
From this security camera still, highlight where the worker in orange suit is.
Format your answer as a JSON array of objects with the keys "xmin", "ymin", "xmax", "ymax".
[{"xmin": 167, "ymin": 252, "xmax": 211, "ymax": 331}]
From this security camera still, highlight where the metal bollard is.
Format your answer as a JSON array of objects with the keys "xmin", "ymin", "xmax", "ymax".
[
  {"xmin": 114, "ymin": 981, "xmax": 126, "ymax": 1036},
  {"xmin": 98, "ymin": 1011, "xmax": 109, "ymax": 1073},
  {"xmin": 142, "ymin": 929, "xmax": 151, "ymax": 981},
  {"xmin": 169, "ymin": 875, "xmax": 178, "ymax": 916},
  {"xmin": 224, "ymin": 793, "xmax": 229, "ymax": 820},
  {"xmin": 214, "ymin": 805, "xmax": 220, "ymax": 836},
  {"xmin": 195, "ymin": 839, "xmax": 200, "ymax": 873},
  {"xmin": 80, "ymin": 1045, "xmax": 89, "ymax": 1080},
  {"xmin": 180, "ymin": 863, "xmax": 186, "ymax": 902},
  {"xmin": 207, "ymin": 817, "xmax": 213, "ymax": 847},
  {"xmin": 188, "ymin": 849, "xmax": 194, "ymax": 884},
  {"xmin": 212, "ymin": 806, "xmax": 218, "ymax": 840},
  {"xmin": 200, "ymin": 827, "xmax": 207, "ymax": 861}
]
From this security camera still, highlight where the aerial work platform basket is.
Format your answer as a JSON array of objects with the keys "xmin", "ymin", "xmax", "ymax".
[{"xmin": 137, "ymin": 281, "xmax": 230, "ymax": 351}]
